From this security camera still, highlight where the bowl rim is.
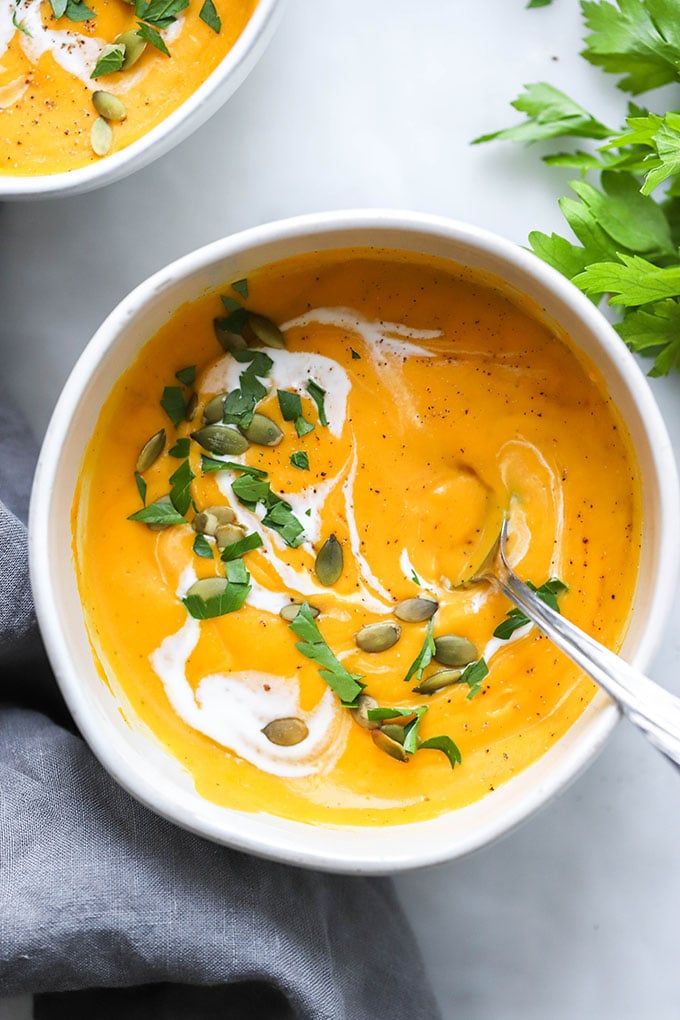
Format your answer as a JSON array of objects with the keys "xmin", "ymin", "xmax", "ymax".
[
  {"xmin": 29, "ymin": 209, "xmax": 680, "ymax": 872},
  {"xmin": 0, "ymin": 0, "xmax": 283, "ymax": 200}
]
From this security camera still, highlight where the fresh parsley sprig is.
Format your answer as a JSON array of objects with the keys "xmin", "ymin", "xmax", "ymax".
[
  {"xmin": 476, "ymin": 0, "xmax": 680, "ymax": 376},
  {"xmin": 288, "ymin": 602, "xmax": 366, "ymax": 705},
  {"xmin": 403, "ymin": 618, "xmax": 436, "ymax": 684},
  {"xmin": 493, "ymin": 578, "xmax": 568, "ymax": 640}
]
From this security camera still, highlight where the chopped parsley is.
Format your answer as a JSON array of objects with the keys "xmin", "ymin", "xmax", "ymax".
[
  {"xmin": 288, "ymin": 603, "xmax": 365, "ymax": 706},
  {"xmin": 493, "ymin": 578, "xmax": 567, "ymax": 640}
]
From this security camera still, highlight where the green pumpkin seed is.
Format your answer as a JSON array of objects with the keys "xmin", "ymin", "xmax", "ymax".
[
  {"xmin": 355, "ymin": 621, "xmax": 401, "ymax": 653},
  {"xmin": 247, "ymin": 313, "xmax": 286, "ymax": 349},
  {"xmin": 185, "ymin": 576, "xmax": 228, "ymax": 600},
  {"xmin": 90, "ymin": 116, "xmax": 112, "ymax": 157},
  {"xmin": 135, "ymin": 428, "xmax": 166, "ymax": 473},
  {"xmin": 203, "ymin": 393, "xmax": 227, "ymax": 425},
  {"xmin": 190, "ymin": 425, "xmax": 249, "ymax": 456},
  {"xmin": 372, "ymin": 729, "xmax": 409, "ymax": 762},
  {"xmin": 114, "ymin": 29, "xmax": 147, "ymax": 69},
  {"xmin": 192, "ymin": 506, "xmax": 236, "ymax": 536},
  {"xmin": 349, "ymin": 694, "xmax": 379, "ymax": 730},
  {"xmin": 394, "ymin": 597, "xmax": 439, "ymax": 622},
  {"xmin": 215, "ymin": 523, "xmax": 247, "ymax": 551},
  {"xmin": 279, "ymin": 602, "xmax": 320, "ymax": 622},
  {"xmin": 242, "ymin": 413, "xmax": 283, "ymax": 447},
  {"xmin": 213, "ymin": 318, "xmax": 248, "ymax": 352},
  {"xmin": 433, "ymin": 635, "xmax": 479, "ymax": 668},
  {"xmin": 262, "ymin": 717, "xmax": 309, "ymax": 746},
  {"xmin": 92, "ymin": 90, "xmax": 127, "ymax": 122},
  {"xmin": 315, "ymin": 534, "xmax": 343, "ymax": 586},
  {"xmin": 412, "ymin": 667, "xmax": 463, "ymax": 695}
]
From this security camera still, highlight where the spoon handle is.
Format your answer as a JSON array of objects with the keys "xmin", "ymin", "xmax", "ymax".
[{"xmin": 495, "ymin": 565, "xmax": 680, "ymax": 769}]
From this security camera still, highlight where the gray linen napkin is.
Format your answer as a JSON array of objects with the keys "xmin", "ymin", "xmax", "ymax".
[{"xmin": 0, "ymin": 396, "xmax": 442, "ymax": 1019}]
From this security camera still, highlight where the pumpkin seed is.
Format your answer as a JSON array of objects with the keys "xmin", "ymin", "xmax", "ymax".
[
  {"xmin": 394, "ymin": 597, "xmax": 439, "ymax": 622},
  {"xmin": 355, "ymin": 621, "xmax": 401, "ymax": 653},
  {"xmin": 135, "ymin": 428, "xmax": 166, "ymax": 473},
  {"xmin": 381, "ymin": 723, "xmax": 406, "ymax": 744},
  {"xmin": 92, "ymin": 90, "xmax": 127, "ymax": 122},
  {"xmin": 190, "ymin": 424, "xmax": 249, "ymax": 456},
  {"xmin": 192, "ymin": 506, "xmax": 236, "ymax": 536},
  {"xmin": 185, "ymin": 577, "xmax": 228, "ymax": 600},
  {"xmin": 203, "ymin": 393, "xmax": 227, "ymax": 425},
  {"xmin": 185, "ymin": 392, "xmax": 198, "ymax": 422},
  {"xmin": 247, "ymin": 313, "xmax": 286, "ymax": 349},
  {"xmin": 279, "ymin": 602, "xmax": 320, "ymax": 622},
  {"xmin": 90, "ymin": 117, "xmax": 112, "ymax": 157},
  {"xmin": 372, "ymin": 729, "xmax": 409, "ymax": 762},
  {"xmin": 315, "ymin": 534, "xmax": 343, "ymax": 586},
  {"xmin": 262, "ymin": 717, "xmax": 309, "ymax": 746},
  {"xmin": 433, "ymin": 635, "xmax": 479, "ymax": 668},
  {"xmin": 349, "ymin": 694, "xmax": 379, "ymax": 730},
  {"xmin": 412, "ymin": 667, "xmax": 463, "ymax": 695},
  {"xmin": 114, "ymin": 29, "xmax": 147, "ymax": 69},
  {"xmin": 215, "ymin": 523, "xmax": 247, "ymax": 551},
  {"xmin": 242, "ymin": 413, "xmax": 283, "ymax": 447},
  {"xmin": 214, "ymin": 318, "xmax": 248, "ymax": 352}
]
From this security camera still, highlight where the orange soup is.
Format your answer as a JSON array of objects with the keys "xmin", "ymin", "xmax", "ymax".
[
  {"xmin": 73, "ymin": 249, "xmax": 641, "ymax": 826},
  {"xmin": 1, "ymin": 0, "xmax": 256, "ymax": 175}
]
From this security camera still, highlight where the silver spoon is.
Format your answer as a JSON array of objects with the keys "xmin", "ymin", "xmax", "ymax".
[{"xmin": 471, "ymin": 516, "xmax": 680, "ymax": 768}]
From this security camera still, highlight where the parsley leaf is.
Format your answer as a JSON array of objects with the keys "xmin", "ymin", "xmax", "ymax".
[
  {"xmin": 183, "ymin": 574, "xmax": 250, "ymax": 619},
  {"xmin": 201, "ymin": 456, "xmax": 268, "ymax": 478},
  {"xmin": 134, "ymin": 472, "xmax": 147, "ymax": 505},
  {"xmin": 288, "ymin": 602, "xmax": 365, "ymax": 705},
  {"xmin": 493, "ymin": 578, "xmax": 568, "ymax": 639},
  {"xmin": 135, "ymin": 21, "xmax": 170, "ymax": 56},
  {"xmin": 573, "ymin": 253, "xmax": 680, "ymax": 305},
  {"xmin": 128, "ymin": 499, "xmax": 186, "ymax": 526},
  {"xmin": 169, "ymin": 437, "xmax": 190, "ymax": 458},
  {"xmin": 277, "ymin": 389, "xmax": 302, "ymax": 420},
  {"xmin": 64, "ymin": 0, "xmax": 95, "ymax": 20},
  {"xmin": 460, "ymin": 658, "xmax": 489, "ymax": 699},
  {"xmin": 160, "ymin": 385, "xmax": 186, "ymax": 427},
  {"xmin": 306, "ymin": 380, "xmax": 329, "ymax": 426},
  {"xmin": 91, "ymin": 43, "xmax": 125, "ymax": 78},
  {"xmin": 615, "ymin": 299, "xmax": 680, "ymax": 375},
  {"xmin": 12, "ymin": 11, "xmax": 31, "ymax": 35},
  {"xmin": 199, "ymin": 0, "xmax": 221, "ymax": 32},
  {"xmin": 474, "ymin": 1, "xmax": 680, "ymax": 376},
  {"xmin": 419, "ymin": 735, "xmax": 462, "ymax": 769},
  {"xmin": 220, "ymin": 532, "xmax": 263, "ymax": 561},
  {"xmin": 169, "ymin": 459, "xmax": 194, "ymax": 515},
  {"xmin": 403, "ymin": 618, "xmax": 436, "ymax": 684},
  {"xmin": 295, "ymin": 416, "xmax": 315, "ymax": 437},
  {"xmin": 231, "ymin": 475, "xmax": 305, "ymax": 547},
  {"xmin": 135, "ymin": 0, "xmax": 189, "ymax": 27},
  {"xmin": 175, "ymin": 365, "xmax": 196, "ymax": 386},
  {"xmin": 581, "ymin": 0, "xmax": 680, "ymax": 95},
  {"xmin": 472, "ymin": 83, "xmax": 611, "ymax": 145},
  {"xmin": 193, "ymin": 535, "xmax": 214, "ymax": 559},
  {"xmin": 290, "ymin": 451, "xmax": 310, "ymax": 470}
]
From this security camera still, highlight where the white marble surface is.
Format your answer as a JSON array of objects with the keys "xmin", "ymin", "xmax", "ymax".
[{"xmin": 2, "ymin": 0, "xmax": 680, "ymax": 1017}]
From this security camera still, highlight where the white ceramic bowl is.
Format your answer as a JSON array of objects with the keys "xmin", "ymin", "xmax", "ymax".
[
  {"xmin": 1, "ymin": 0, "xmax": 283, "ymax": 201},
  {"xmin": 29, "ymin": 210, "xmax": 680, "ymax": 873}
]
